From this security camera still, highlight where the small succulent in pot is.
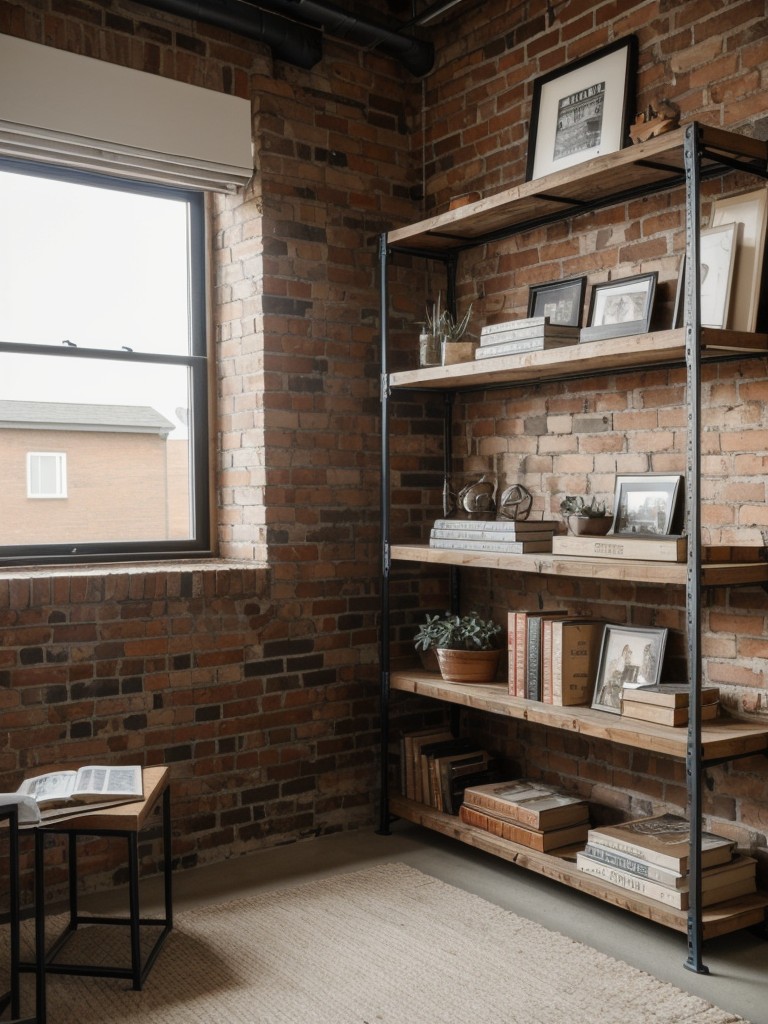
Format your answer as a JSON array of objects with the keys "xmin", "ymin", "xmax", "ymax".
[{"xmin": 560, "ymin": 495, "xmax": 612, "ymax": 536}]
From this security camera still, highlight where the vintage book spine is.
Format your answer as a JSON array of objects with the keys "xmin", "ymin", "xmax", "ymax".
[
  {"xmin": 526, "ymin": 617, "xmax": 544, "ymax": 701},
  {"xmin": 430, "ymin": 528, "xmax": 554, "ymax": 543},
  {"xmin": 541, "ymin": 618, "xmax": 554, "ymax": 703},
  {"xmin": 432, "ymin": 518, "xmax": 560, "ymax": 533},
  {"xmin": 476, "ymin": 335, "xmax": 578, "ymax": 356},
  {"xmin": 459, "ymin": 805, "xmax": 589, "ymax": 852},
  {"xmin": 582, "ymin": 845, "xmax": 756, "ymax": 891},
  {"xmin": 576, "ymin": 854, "xmax": 755, "ymax": 909},
  {"xmin": 507, "ymin": 611, "xmax": 518, "ymax": 696},
  {"xmin": 429, "ymin": 537, "xmax": 553, "ymax": 554},
  {"xmin": 551, "ymin": 534, "xmax": 687, "ymax": 562},
  {"xmin": 550, "ymin": 620, "xmax": 605, "ymax": 706},
  {"xmin": 480, "ymin": 315, "xmax": 550, "ymax": 335}
]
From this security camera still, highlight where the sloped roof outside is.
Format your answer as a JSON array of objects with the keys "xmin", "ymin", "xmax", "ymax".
[{"xmin": 0, "ymin": 400, "xmax": 175, "ymax": 434}]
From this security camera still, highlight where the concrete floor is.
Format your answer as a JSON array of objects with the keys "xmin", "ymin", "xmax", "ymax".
[{"xmin": 81, "ymin": 821, "xmax": 766, "ymax": 1023}]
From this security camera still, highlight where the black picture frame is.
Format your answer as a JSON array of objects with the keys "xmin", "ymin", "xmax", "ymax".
[
  {"xmin": 525, "ymin": 36, "xmax": 638, "ymax": 182},
  {"xmin": 527, "ymin": 275, "xmax": 587, "ymax": 327},
  {"xmin": 581, "ymin": 271, "xmax": 658, "ymax": 342},
  {"xmin": 610, "ymin": 473, "xmax": 684, "ymax": 537},
  {"xmin": 591, "ymin": 624, "xmax": 668, "ymax": 715}
]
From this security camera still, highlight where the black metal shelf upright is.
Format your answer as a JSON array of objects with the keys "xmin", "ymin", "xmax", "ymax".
[{"xmin": 377, "ymin": 123, "xmax": 768, "ymax": 970}]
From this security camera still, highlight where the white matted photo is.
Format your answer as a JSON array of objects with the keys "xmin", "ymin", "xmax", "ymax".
[
  {"xmin": 699, "ymin": 222, "xmax": 737, "ymax": 328},
  {"xmin": 710, "ymin": 187, "xmax": 768, "ymax": 332},
  {"xmin": 526, "ymin": 36, "xmax": 638, "ymax": 181}
]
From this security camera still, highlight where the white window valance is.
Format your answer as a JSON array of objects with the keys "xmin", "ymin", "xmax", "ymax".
[{"xmin": 0, "ymin": 34, "xmax": 253, "ymax": 192}]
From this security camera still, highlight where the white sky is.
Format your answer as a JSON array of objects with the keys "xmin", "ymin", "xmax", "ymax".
[{"xmin": 0, "ymin": 169, "xmax": 192, "ymax": 435}]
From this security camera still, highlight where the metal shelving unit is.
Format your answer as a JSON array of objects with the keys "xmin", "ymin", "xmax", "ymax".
[{"xmin": 378, "ymin": 123, "xmax": 768, "ymax": 970}]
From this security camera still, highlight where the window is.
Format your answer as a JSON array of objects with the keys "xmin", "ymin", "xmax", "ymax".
[
  {"xmin": 0, "ymin": 159, "xmax": 210, "ymax": 565},
  {"xmin": 27, "ymin": 452, "xmax": 67, "ymax": 498}
]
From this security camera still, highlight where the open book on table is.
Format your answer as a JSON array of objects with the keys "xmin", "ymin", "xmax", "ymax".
[{"xmin": 1, "ymin": 765, "xmax": 144, "ymax": 826}]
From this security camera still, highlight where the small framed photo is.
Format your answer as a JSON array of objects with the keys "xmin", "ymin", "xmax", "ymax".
[
  {"xmin": 709, "ymin": 187, "xmax": 768, "ymax": 332},
  {"xmin": 526, "ymin": 36, "xmax": 638, "ymax": 182},
  {"xmin": 581, "ymin": 271, "xmax": 658, "ymax": 342},
  {"xmin": 610, "ymin": 473, "xmax": 683, "ymax": 536},
  {"xmin": 591, "ymin": 624, "xmax": 668, "ymax": 714},
  {"xmin": 700, "ymin": 223, "xmax": 737, "ymax": 328},
  {"xmin": 527, "ymin": 276, "xmax": 587, "ymax": 327}
]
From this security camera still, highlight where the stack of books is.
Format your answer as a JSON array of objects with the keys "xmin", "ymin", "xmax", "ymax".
[
  {"xmin": 620, "ymin": 683, "xmax": 720, "ymax": 727},
  {"xmin": 578, "ymin": 813, "xmax": 755, "ymax": 909},
  {"xmin": 475, "ymin": 316, "xmax": 580, "ymax": 359},
  {"xmin": 459, "ymin": 778, "xmax": 590, "ymax": 852},
  {"xmin": 400, "ymin": 729, "xmax": 497, "ymax": 814},
  {"xmin": 508, "ymin": 612, "xmax": 606, "ymax": 703},
  {"xmin": 429, "ymin": 517, "xmax": 559, "ymax": 554}
]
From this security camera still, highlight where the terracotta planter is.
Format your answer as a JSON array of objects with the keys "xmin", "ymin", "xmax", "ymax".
[
  {"xmin": 567, "ymin": 515, "xmax": 612, "ymax": 536},
  {"xmin": 418, "ymin": 647, "xmax": 440, "ymax": 673},
  {"xmin": 435, "ymin": 647, "xmax": 501, "ymax": 684}
]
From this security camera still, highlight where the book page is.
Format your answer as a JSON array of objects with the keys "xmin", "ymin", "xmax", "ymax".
[
  {"xmin": 72, "ymin": 765, "xmax": 143, "ymax": 799},
  {"xmin": 17, "ymin": 771, "xmax": 77, "ymax": 803}
]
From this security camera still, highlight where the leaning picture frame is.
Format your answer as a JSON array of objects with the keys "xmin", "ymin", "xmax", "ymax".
[
  {"xmin": 591, "ymin": 624, "xmax": 668, "ymax": 715},
  {"xmin": 709, "ymin": 187, "xmax": 768, "ymax": 332},
  {"xmin": 699, "ymin": 223, "xmax": 737, "ymax": 328},
  {"xmin": 527, "ymin": 275, "xmax": 587, "ymax": 327},
  {"xmin": 526, "ymin": 36, "xmax": 638, "ymax": 182},
  {"xmin": 610, "ymin": 473, "xmax": 683, "ymax": 537},
  {"xmin": 581, "ymin": 271, "xmax": 657, "ymax": 342}
]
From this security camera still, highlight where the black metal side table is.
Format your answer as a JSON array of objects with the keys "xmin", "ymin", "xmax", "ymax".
[{"xmin": 1, "ymin": 802, "xmax": 44, "ymax": 1024}]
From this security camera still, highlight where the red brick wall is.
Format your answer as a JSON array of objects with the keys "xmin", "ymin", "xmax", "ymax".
[{"xmin": 1, "ymin": 0, "xmax": 768, "ymax": 902}]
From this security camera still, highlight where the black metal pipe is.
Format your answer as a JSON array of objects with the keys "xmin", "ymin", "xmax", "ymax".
[{"xmin": 137, "ymin": 0, "xmax": 323, "ymax": 68}]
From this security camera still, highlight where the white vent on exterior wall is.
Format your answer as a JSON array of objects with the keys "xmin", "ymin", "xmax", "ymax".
[{"xmin": 0, "ymin": 34, "xmax": 253, "ymax": 193}]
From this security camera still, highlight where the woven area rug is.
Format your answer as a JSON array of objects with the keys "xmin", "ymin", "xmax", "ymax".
[{"xmin": 17, "ymin": 863, "xmax": 749, "ymax": 1024}]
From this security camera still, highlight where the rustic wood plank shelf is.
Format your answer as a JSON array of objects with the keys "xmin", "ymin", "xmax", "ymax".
[
  {"xmin": 387, "ymin": 125, "xmax": 768, "ymax": 254},
  {"xmin": 389, "ymin": 329, "xmax": 768, "ymax": 392},
  {"xmin": 390, "ymin": 544, "xmax": 768, "ymax": 588},
  {"xmin": 390, "ymin": 795, "xmax": 768, "ymax": 940},
  {"xmin": 389, "ymin": 671, "xmax": 768, "ymax": 763}
]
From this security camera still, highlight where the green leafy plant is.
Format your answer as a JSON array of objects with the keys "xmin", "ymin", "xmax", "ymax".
[
  {"xmin": 559, "ymin": 495, "xmax": 609, "ymax": 518},
  {"xmin": 423, "ymin": 293, "xmax": 473, "ymax": 342},
  {"xmin": 414, "ymin": 611, "xmax": 502, "ymax": 652}
]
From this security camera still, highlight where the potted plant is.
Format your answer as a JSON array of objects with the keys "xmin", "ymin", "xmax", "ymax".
[
  {"xmin": 415, "ymin": 611, "xmax": 503, "ymax": 683},
  {"xmin": 560, "ymin": 495, "xmax": 612, "ymax": 536},
  {"xmin": 419, "ymin": 295, "xmax": 443, "ymax": 367},
  {"xmin": 439, "ymin": 303, "xmax": 474, "ymax": 365}
]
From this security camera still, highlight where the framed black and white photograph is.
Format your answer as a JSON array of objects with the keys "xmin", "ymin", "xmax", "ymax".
[
  {"xmin": 710, "ymin": 187, "xmax": 768, "ymax": 332},
  {"xmin": 610, "ymin": 473, "xmax": 683, "ymax": 536},
  {"xmin": 527, "ymin": 275, "xmax": 587, "ymax": 327},
  {"xmin": 700, "ymin": 223, "xmax": 737, "ymax": 328},
  {"xmin": 526, "ymin": 36, "xmax": 638, "ymax": 182},
  {"xmin": 581, "ymin": 271, "xmax": 657, "ymax": 342},
  {"xmin": 591, "ymin": 625, "xmax": 668, "ymax": 714}
]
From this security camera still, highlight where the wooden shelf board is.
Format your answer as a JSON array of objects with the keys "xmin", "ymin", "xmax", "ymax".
[
  {"xmin": 389, "ymin": 671, "xmax": 768, "ymax": 761},
  {"xmin": 390, "ymin": 544, "xmax": 768, "ymax": 587},
  {"xmin": 390, "ymin": 795, "xmax": 768, "ymax": 939},
  {"xmin": 386, "ymin": 126, "xmax": 768, "ymax": 254},
  {"xmin": 389, "ymin": 329, "xmax": 768, "ymax": 392}
]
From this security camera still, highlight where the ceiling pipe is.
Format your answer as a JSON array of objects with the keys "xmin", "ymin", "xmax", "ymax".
[
  {"xmin": 137, "ymin": 0, "xmax": 323, "ymax": 68},
  {"xmin": 137, "ymin": 0, "xmax": 433, "ymax": 75},
  {"xmin": 252, "ymin": 0, "xmax": 434, "ymax": 76}
]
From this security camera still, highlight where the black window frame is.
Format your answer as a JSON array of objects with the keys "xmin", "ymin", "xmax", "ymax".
[{"xmin": 0, "ymin": 157, "xmax": 211, "ymax": 566}]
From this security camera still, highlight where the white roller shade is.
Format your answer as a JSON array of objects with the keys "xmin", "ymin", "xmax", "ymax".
[{"xmin": 0, "ymin": 34, "xmax": 253, "ymax": 192}]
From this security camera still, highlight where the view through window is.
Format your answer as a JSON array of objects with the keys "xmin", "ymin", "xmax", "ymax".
[{"xmin": 0, "ymin": 160, "xmax": 210, "ymax": 564}]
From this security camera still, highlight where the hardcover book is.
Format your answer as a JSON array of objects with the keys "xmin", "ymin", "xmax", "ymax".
[
  {"xmin": 432, "ymin": 518, "xmax": 560, "ymax": 533},
  {"xmin": 547, "ymin": 618, "xmax": 606, "ymax": 706},
  {"xmin": 551, "ymin": 534, "xmax": 687, "ymax": 562},
  {"xmin": 586, "ymin": 814, "xmax": 736, "ymax": 872},
  {"xmin": 581, "ymin": 844, "xmax": 755, "ymax": 892},
  {"xmin": 462, "ymin": 779, "xmax": 589, "ymax": 830},
  {"xmin": 459, "ymin": 804, "xmax": 589, "ymax": 852},
  {"xmin": 576, "ymin": 852, "xmax": 755, "ymax": 909},
  {"xmin": 627, "ymin": 684, "xmax": 720, "ymax": 708},
  {"xmin": 429, "ymin": 536, "xmax": 553, "ymax": 554}
]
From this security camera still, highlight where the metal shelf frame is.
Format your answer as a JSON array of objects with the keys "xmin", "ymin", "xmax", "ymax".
[{"xmin": 377, "ymin": 122, "xmax": 768, "ymax": 972}]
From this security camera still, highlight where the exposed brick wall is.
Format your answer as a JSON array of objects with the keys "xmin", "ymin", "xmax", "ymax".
[{"xmin": 2, "ymin": 0, "xmax": 768, "ymax": 904}]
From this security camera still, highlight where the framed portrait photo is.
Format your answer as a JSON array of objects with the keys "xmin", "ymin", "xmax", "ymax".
[
  {"xmin": 610, "ymin": 473, "xmax": 683, "ymax": 537},
  {"xmin": 591, "ymin": 624, "xmax": 668, "ymax": 715},
  {"xmin": 527, "ymin": 275, "xmax": 587, "ymax": 327},
  {"xmin": 581, "ymin": 271, "xmax": 657, "ymax": 342},
  {"xmin": 526, "ymin": 36, "xmax": 638, "ymax": 182},
  {"xmin": 709, "ymin": 187, "xmax": 768, "ymax": 332}
]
